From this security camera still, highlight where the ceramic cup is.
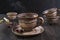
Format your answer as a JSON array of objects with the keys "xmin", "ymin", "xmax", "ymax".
[
  {"xmin": 43, "ymin": 8, "xmax": 57, "ymax": 19},
  {"xmin": 17, "ymin": 13, "xmax": 44, "ymax": 32},
  {"xmin": 6, "ymin": 12, "xmax": 18, "ymax": 28},
  {"xmin": 43, "ymin": 8, "xmax": 58, "ymax": 24},
  {"xmin": 7, "ymin": 12, "xmax": 17, "ymax": 20}
]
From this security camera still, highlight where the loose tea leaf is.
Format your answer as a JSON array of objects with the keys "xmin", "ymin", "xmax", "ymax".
[
  {"xmin": 0, "ymin": 19, "xmax": 3, "ymax": 24},
  {"xmin": 3, "ymin": 17, "xmax": 10, "ymax": 24}
]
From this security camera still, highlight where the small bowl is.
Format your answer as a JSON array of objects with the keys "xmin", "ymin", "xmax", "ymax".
[{"xmin": 7, "ymin": 12, "xmax": 17, "ymax": 20}]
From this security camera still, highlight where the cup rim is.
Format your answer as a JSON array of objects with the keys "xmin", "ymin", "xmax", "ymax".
[
  {"xmin": 17, "ymin": 13, "xmax": 38, "ymax": 18},
  {"xmin": 7, "ymin": 12, "xmax": 17, "ymax": 16},
  {"xmin": 43, "ymin": 8, "xmax": 57, "ymax": 15}
]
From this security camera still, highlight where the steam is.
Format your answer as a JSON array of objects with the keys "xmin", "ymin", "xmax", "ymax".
[{"xmin": 8, "ymin": 0, "xmax": 26, "ymax": 13}]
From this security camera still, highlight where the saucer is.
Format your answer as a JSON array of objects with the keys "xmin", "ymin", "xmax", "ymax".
[{"xmin": 12, "ymin": 26, "xmax": 44, "ymax": 36}]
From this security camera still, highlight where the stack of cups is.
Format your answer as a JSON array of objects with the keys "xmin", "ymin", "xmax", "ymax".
[{"xmin": 43, "ymin": 8, "xmax": 59, "ymax": 24}]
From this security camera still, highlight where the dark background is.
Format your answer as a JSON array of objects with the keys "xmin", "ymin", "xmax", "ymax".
[{"xmin": 0, "ymin": 0, "xmax": 58, "ymax": 14}]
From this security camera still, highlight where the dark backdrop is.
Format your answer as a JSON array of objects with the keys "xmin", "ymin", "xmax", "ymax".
[{"xmin": 0, "ymin": 0, "xmax": 58, "ymax": 14}]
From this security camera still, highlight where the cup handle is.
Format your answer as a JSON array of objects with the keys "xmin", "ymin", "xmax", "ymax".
[{"xmin": 38, "ymin": 17, "xmax": 44, "ymax": 25}]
